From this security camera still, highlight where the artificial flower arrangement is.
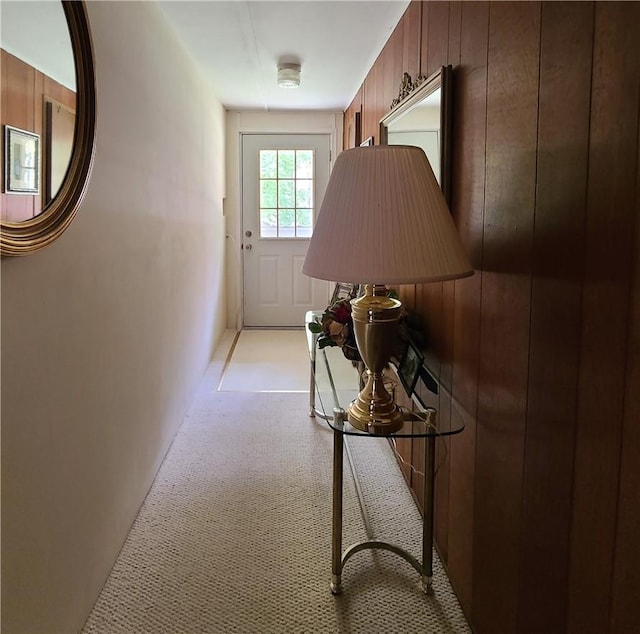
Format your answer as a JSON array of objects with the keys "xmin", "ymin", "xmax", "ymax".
[
  {"xmin": 307, "ymin": 297, "xmax": 362, "ymax": 361},
  {"xmin": 307, "ymin": 288, "xmax": 422, "ymax": 363}
]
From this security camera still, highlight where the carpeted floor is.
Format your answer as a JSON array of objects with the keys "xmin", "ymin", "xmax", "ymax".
[{"xmin": 82, "ymin": 330, "xmax": 470, "ymax": 633}]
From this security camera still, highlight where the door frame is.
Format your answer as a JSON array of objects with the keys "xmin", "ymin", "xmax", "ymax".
[
  {"xmin": 225, "ymin": 112, "xmax": 342, "ymax": 332},
  {"xmin": 240, "ymin": 133, "xmax": 331, "ymax": 328}
]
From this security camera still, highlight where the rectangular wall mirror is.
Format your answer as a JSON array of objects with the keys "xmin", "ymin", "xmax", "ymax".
[{"xmin": 380, "ymin": 65, "xmax": 452, "ymax": 206}]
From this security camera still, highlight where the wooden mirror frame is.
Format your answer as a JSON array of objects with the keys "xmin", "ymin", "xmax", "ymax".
[
  {"xmin": 1, "ymin": 1, "xmax": 96, "ymax": 256},
  {"xmin": 379, "ymin": 65, "xmax": 452, "ymax": 206}
]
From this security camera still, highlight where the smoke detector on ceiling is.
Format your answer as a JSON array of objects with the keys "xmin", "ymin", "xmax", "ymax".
[{"xmin": 277, "ymin": 63, "xmax": 301, "ymax": 88}]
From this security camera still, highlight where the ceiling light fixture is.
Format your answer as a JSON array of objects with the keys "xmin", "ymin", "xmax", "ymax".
[{"xmin": 278, "ymin": 63, "xmax": 301, "ymax": 88}]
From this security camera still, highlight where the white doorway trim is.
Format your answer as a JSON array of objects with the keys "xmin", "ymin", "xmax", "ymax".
[
  {"xmin": 224, "ymin": 110, "xmax": 343, "ymax": 331},
  {"xmin": 241, "ymin": 133, "xmax": 331, "ymax": 327}
]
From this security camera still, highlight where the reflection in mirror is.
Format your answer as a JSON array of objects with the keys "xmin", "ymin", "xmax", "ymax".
[
  {"xmin": 44, "ymin": 97, "xmax": 76, "ymax": 205},
  {"xmin": 1, "ymin": 1, "xmax": 76, "ymax": 220},
  {"xmin": 380, "ymin": 66, "xmax": 452, "ymax": 205},
  {"xmin": 0, "ymin": 1, "xmax": 96, "ymax": 256},
  {"xmin": 387, "ymin": 90, "xmax": 441, "ymax": 183}
]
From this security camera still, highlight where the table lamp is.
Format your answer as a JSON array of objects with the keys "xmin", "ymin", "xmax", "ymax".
[{"xmin": 302, "ymin": 145, "xmax": 473, "ymax": 434}]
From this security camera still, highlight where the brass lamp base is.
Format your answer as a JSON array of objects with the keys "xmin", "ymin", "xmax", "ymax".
[
  {"xmin": 347, "ymin": 375, "xmax": 404, "ymax": 434},
  {"xmin": 347, "ymin": 284, "xmax": 404, "ymax": 435}
]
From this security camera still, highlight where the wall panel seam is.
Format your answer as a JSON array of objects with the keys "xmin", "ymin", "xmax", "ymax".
[
  {"xmin": 470, "ymin": 3, "xmax": 491, "ymax": 620},
  {"xmin": 609, "ymin": 47, "xmax": 640, "ymax": 632},
  {"xmin": 566, "ymin": 1, "xmax": 596, "ymax": 616},
  {"xmin": 517, "ymin": 3, "xmax": 543, "ymax": 628}
]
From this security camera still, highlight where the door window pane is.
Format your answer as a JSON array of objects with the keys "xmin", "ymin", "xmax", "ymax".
[
  {"xmin": 260, "ymin": 208, "xmax": 278, "ymax": 237},
  {"xmin": 296, "ymin": 208, "xmax": 312, "ymax": 237},
  {"xmin": 279, "ymin": 209, "xmax": 295, "ymax": 237},
  {"xmin": 296, "ymin": 150, "xmax": 313, "ymax": 178},
  {"xmin": 278, "ymin": 180, "xmax": 295, "ymax": 208},
  {"xmin": 260, "ymin": 150, "xmax": 277, "ymax": 178},
  {"xmin": 277, "ymin": 150, "xmax": 295, "ymax": 178},
  {"xmin": 296, "ymin": 180, "xmax": 312, "ymax": 208},
  {"xmin": 259, "ymin": 149, "xmax": 315, "ymax": 238},
  {"xmin": 260, "ymin": 180, "xmax": 277, "ymax": 208}
]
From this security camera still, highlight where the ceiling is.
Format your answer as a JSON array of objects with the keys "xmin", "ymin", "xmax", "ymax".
[
  {"xmin": 156, "ymin": 1, "xmax": 411, "ymax": 111},
  {"xmin": 1, "ymin": 1, "xmax": 76, "ymax": 90},
  {"xmin": 1, "ymin": 1, "xmax": 410, "ymax": 112}
]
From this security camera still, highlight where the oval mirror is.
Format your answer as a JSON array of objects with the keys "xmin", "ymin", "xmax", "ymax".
[
  {"xmin": 1, "ymin": 1, "xmax": 96, "ymax": 256},
  {"xmin": 380, "ymin": 66, "xmax": 452, "ymax": 206}
]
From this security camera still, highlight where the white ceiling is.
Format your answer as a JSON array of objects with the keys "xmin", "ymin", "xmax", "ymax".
[
  {"xmin": 1, "ymin": 1, "xmax": 75, "ymax": 90},
  {"xmin": 156, "ymin": 0, "xmax": 411, "ymax": 111},
  {"xmin": 1, "ymin": 1, "xmax": 410, "ymax": 112}
]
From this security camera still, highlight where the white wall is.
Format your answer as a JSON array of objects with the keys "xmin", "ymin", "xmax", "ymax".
[
  {"xmin": 0, "ymin": 3, "xmax": 227, "ymax": 632},
  {"xmin": 224, "ymin": 110, "xmax": 342, "ymax": 329}
]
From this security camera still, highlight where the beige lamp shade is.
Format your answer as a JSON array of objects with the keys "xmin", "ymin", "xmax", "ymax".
[{"xmin": 302, "ymin": 145, "xmax": 474, "ymax": 285}]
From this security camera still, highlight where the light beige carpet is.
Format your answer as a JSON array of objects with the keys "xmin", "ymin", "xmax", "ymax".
[
  {"xmin": 83, "ymin": 331, "xmax": 471, "ymax": 633},
  {"xmin": 218, "ymin": 329, "xmax": 311, "ymax": 392}
]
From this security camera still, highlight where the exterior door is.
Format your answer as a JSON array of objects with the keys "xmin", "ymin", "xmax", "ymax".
[{"xmin": 242, "ymin": 134, "xmax": 330, "ymax": 327}]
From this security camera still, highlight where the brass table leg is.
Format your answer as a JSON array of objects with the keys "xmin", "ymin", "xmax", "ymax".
[
  {"xmin": 309, "ymin": 335, "xmax": 317, "ymax": 417},
  {"xmin": 422, "ymin": 434, "xmax": 436, "ymax": 594},
  {"xmin": 330, "ymin": 408, "xmax": 345, "ymax": 594}
]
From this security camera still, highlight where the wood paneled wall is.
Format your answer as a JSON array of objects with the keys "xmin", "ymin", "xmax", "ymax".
[
  {"xmin": 344, "ymin": 2, "xmax": 640, "ymax": 632},
  {"xmin": 1, "ymin": 49, "xmax": 76, "ymax": 222}
]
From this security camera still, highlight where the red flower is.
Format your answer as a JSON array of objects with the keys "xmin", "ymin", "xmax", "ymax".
[{"xmin": 332, "ymin": 301, "xmax": 351, "ymax": 323}]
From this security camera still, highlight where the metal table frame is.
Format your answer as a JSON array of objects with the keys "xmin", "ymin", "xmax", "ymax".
[
  {"xmin": 306, "ymin": 311, "xmax": 462, "ymax": 595},
  {"xmin": 328, "ymin": 406, "xmax": 437, "ymax": 595}
]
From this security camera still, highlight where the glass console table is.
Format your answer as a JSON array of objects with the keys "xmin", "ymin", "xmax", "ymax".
[{"xmin": 305, "ymin": 311, "xmax": 464, "ymax": 595}]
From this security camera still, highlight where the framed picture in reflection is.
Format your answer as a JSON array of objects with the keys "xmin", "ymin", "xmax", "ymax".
[{"xmin": 4, "ymin": 125, "xmax": 40, "ymax": 194}]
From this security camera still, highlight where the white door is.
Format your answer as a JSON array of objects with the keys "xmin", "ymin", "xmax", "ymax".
[{"xmin": 242, "ymin": 134, "xmax": 330, "ymax": 327}]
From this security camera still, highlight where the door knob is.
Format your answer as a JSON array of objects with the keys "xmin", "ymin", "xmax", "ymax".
[
  {"xmin": 245, "ymin": 244, "xmax": 252, "ymax": 250},
  {"xmin": 245, "ymin": 230, "xmax": 252, "ymax": 237}
]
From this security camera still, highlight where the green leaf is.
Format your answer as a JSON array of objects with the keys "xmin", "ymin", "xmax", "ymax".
[{"xmin": 318, "ymin": 338, "xmax": 336, "ymax": 349}]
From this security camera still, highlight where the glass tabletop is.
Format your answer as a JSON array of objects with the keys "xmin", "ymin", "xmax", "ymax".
[{"xmin": 306, "ymin": 315, "xmax": 465, "ymax": 439}]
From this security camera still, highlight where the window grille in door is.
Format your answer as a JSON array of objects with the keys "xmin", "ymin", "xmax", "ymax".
[{"xmin": 259, "ymin": 149, "xmax": 314, "ymax": 238}]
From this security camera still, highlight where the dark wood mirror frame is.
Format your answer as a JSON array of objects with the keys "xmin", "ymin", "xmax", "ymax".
[
  {"xmin": 379, "ymin": 65, "xmax": 452, "ymax": 206},
  {"xmin": 1, "ymin": 1, "xmax": 96, "ymax": 256}
]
